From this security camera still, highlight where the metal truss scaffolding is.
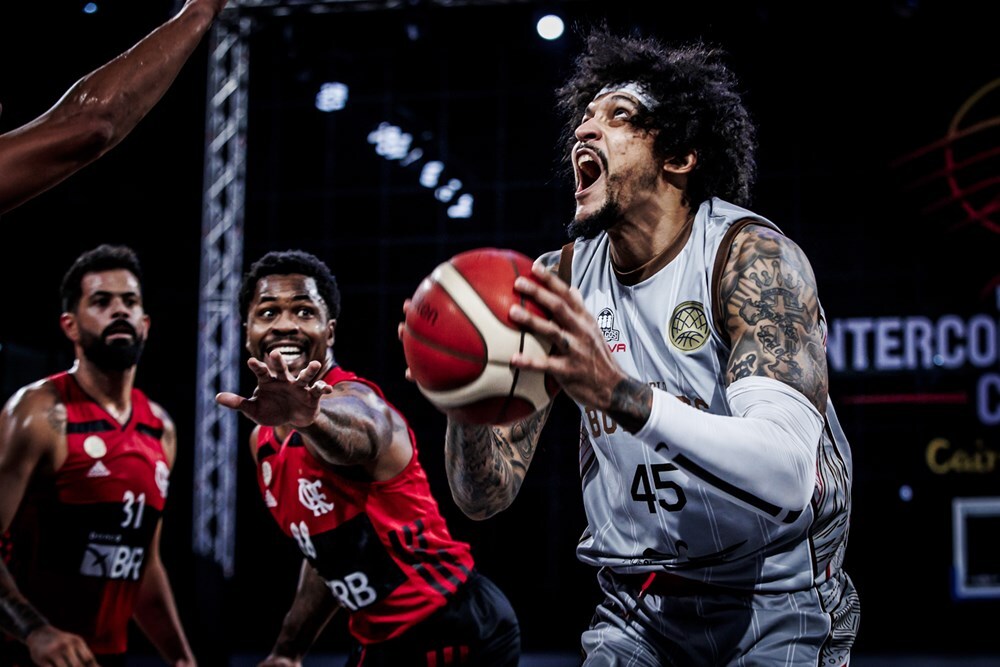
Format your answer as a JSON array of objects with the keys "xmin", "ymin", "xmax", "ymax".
[{"xmin": 193, "ymin": 10, "xmax": 250, "ymax": 579}]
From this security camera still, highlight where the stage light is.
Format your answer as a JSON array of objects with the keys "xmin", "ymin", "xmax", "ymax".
[
  {"xmin": 315, "ymin": 82, "xmax": 348, "ymax": 112},
  {"xmin": 368, "ymin": 122, "xmax": 413, "ymax": 160},
  {"xmin": 447, "ymin": 193, "xmax": 473, "ymax": 219},
  {"xmin": 368, "ymin": 125, "xmax": 474, "ymax": 219},
  {"xmin": 434, "ymin": 178, "xmax": 462, "ymax": 203},
  {"xmin": 83, "ymin": 2, "xmax": 98, "ymax": 14},
  {"xmin": 536, "ymin": 14, "xmax": 564, "ymax": 41},
  {"xmin": 420, "ymin": 161, "xmax": 444, "ymax": 188}
]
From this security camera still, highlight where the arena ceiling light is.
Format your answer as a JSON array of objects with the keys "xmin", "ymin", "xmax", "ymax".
[
  {"xmin": 368, "ymin": 122, "xmax": 475, "ymax": 219},
  {"xmin": 536, "ymin": 14, "xmax": 564, "ymax": 40},
  {"xmin": 315, "ymin": 81, "xmax": 348, "ymax": 111}
]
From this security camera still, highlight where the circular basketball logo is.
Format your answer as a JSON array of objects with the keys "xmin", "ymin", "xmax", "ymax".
[
  {"xmin": 83, "ymin": 435, "xmax": 107, "ymax": 459},
  {"xmin": 669, "ymin": 301, "xmax": 709, "ymax": 352}
]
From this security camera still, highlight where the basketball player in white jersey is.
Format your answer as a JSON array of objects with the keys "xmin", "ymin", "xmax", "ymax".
[{"xmin": 421, "ymin": 28, "xmax": 860, "ymax": 666}]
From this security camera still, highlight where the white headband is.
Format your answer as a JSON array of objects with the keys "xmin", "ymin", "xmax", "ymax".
[{"xmin": 595, "ymin": 81, "xmax": 659, "ymax": 111}]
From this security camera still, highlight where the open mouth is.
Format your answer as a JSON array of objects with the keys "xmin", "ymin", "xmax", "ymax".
[
  {"xmin": 267, "ymin": 343, "xmax": 306, "ymax": 365},
  {"xmin": 574, "ymin": 145, "xmax": 604, "ymax": 193}
]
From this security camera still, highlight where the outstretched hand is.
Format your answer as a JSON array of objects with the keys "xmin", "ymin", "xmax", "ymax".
[
  {"xmin": 509, "ymin": 262, "xmax": 628, "ymax": 412},
  {"xmin": 216, "ymin": 350, "xmax": 333, "ymax": 428}
]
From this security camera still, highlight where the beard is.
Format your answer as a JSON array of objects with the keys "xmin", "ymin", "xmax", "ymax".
[
  {"xmin": 566, "ymin": 198, "xmax": 622, "ymax": 240},
  {"xmin": 80, "ymin": 322, "xmax": 145, "ymax": 371}
]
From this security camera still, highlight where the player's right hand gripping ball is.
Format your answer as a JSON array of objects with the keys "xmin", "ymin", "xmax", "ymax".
[{"xmin": 401, "ymin": 247, "xmax": 559, "ymax": 424}]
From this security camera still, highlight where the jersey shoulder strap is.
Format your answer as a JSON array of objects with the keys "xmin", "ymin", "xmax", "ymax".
[{"xmin": 558, "ymin": 241, "xmax": 574, "ymax": 284}]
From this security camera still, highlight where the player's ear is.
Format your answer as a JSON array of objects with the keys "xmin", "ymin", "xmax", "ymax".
[
  {"xmin": 326, "ymin": 319, "xmax": 336, "ymax": 347},
  {"xmin": 663, "ymin": 150, "xmax": 697, "ymax": 174},
  {"xmin": 59, "ymin": 312, "xmax": 79, "ymax": 342}
]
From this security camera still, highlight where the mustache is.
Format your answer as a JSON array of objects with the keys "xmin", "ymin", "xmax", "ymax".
[
  {"xmin": 101, "ymin": 321, "xmax": 139, "ymax": 339},
  {"xmin": 576, "ymin": 142, "xmax": 609, "ymax": 172}
]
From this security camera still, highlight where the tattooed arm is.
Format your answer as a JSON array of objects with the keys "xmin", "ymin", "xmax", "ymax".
[
  {"xmin": 0, "ymin": 381, "xmax": 98, "ymax": 665},
  {"xmin": 296, "ymin": 380, "xmax": 414, "ymax": 481},
  {"xmin": 721, "ymin": 224, "xmax": 829, "ymax": 413},
  {"xmin": 445, "ymin": 403, "xmax": 553, "ymax": 520},
  {"xmin": 298, "ymin": 379, "xmax": 391, "ymax": 463}
]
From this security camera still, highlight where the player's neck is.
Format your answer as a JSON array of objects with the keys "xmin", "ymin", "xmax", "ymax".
[
  {"xmin": 608, "ymin": 200, "xmax": 694, "ymax": 277},
  {"xmin": 320, "ymin": 352, "xmax": 336, "ymax": 378},
  {"xmin": 69, "ymin": 358, "xmax": 136, "ymax": 423}
]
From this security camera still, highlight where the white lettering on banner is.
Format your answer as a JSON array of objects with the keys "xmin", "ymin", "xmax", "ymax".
[
  {"xmin": 827, "ymin": 315, "xmax": 1000, "ymax": 372},
  {"xmin": 828, "ymin": 313, "xmax": 1000, "ymax": 426}
]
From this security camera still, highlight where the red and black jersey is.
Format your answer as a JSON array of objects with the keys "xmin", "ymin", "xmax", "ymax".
[
  {"xmin": 1, "ymin": 371, "xmax": 170, "ymax": 656},
  {"xmin": 256, "ymin": 366, "xmax": 475, "ymax": 645}
]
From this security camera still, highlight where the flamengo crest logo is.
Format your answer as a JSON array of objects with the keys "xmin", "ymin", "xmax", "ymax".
[{"xmin": 298, "ymin": 478, "xmax": 334, "ymax": 516}]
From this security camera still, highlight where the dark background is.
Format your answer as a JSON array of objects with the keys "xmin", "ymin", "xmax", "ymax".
[{"xmin": 2, "ymin": 0, "xmax": 999, "ymax": 661}]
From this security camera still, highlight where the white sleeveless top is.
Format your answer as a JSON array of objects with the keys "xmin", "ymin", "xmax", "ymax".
[{"xmin": 553, "ymin": 197, "xmax": 853, "ymax": 593}]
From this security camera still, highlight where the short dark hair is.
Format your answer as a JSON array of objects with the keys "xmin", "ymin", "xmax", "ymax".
[
  {"xmin": 556, "ymin": 26, "xmax": 757, "ymax": 207},
  {"xmin": 239, "ymin": 250, "xmax": 342, "ymax": 322},
  {"xmin": 60, "ymin": 244, "xmax": 143, "ymax": 312}
]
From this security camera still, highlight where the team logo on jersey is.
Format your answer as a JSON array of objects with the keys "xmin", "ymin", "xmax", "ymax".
[
  {"xmin": 83, "ymin": 435, "xmax": 107, "ymax": 458},
  {"xmin": 298, "ymin": 478, "xmax": 335, "ymax": 516},
  {"xmin": 668, "ymin": 301, "xmax": 709, "ymax": 352},
  {"xmin": 261, "ymin": 461, "xmax": 273, "ymax": 487},
  {"xmin": 264, "ymin": 489, "xmax": 278, "ymax": 507},
  {"xmin": 155, "ymin": 460, "xmax": 170, "ymax": 498},
  {"xmin": 80, "ymin": 544, "xmax": 145, "ymax": 580},
  {"xmin": 87, "ymin": 460, "xmax": 111, "ymax": 478},
  {"xmin": 598, "ymin": 308, "xmax": 626, "ymax": 353}
]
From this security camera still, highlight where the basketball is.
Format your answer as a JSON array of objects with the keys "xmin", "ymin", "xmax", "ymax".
[{"xmin": 401, "ymin": 248, "xmax": 559, "ymax": 425}]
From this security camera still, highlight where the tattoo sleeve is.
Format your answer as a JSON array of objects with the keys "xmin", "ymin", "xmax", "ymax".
[
  {"xmin": 720, "ymin": 226, "xmax": 829, "ymax": 413},
  {"xmin": 300, "ymin": 385, "xmax": 391, "ymax": 466},
  {"xmin": 444, "ymin": 403, "xmax": 551, "ymax": 520}
]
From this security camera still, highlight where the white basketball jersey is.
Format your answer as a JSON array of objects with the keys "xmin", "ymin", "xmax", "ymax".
[{"xmin": 560, "ymin": 197, "xmax": 853, "ymax": 593}]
